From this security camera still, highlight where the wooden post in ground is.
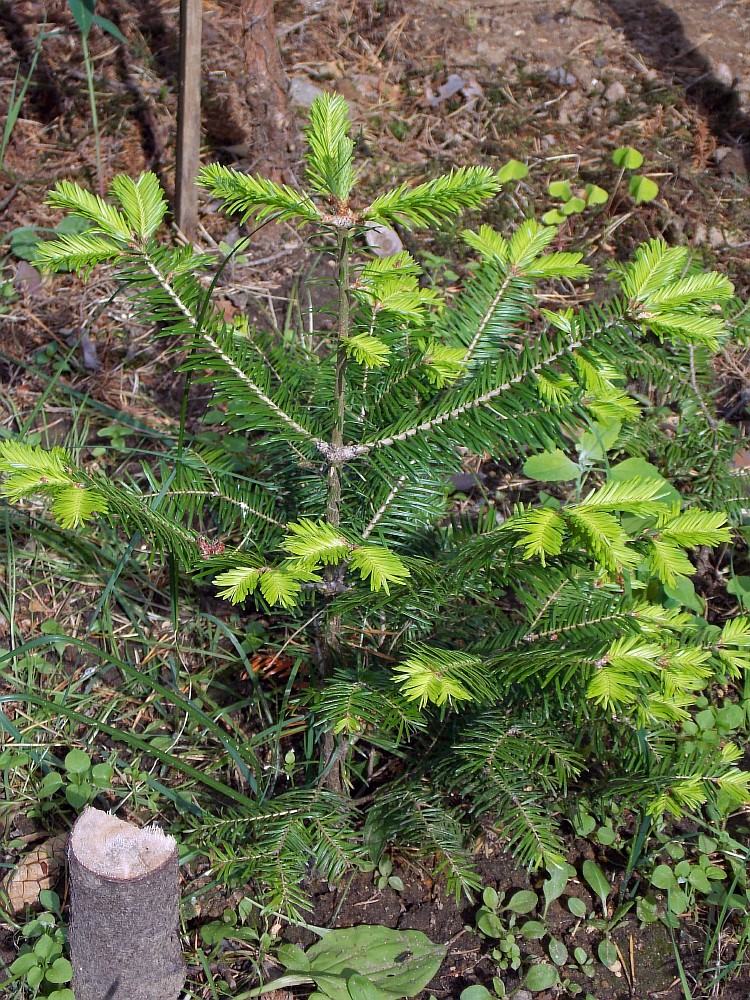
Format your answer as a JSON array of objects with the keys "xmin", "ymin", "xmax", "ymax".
[
  {"xmin": 67, "ymin": 807, "xmax": 185, "ymax": 1000},
  {"xmin": 175, "ymin": 0, "xmax": 203, "ymax": 238}
]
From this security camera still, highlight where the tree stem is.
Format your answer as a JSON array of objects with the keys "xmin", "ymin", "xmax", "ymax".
[
  {"xmin": 320, "ymin": 227, "xmax": 351, "ymax": 792},
  {"xmin": 326, "ymin": 228, "xmax": 351, "ymax": 528}
]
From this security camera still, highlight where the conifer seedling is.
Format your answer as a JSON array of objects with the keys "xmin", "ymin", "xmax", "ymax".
[{"xmin": 2, "ymin": 94, "xmax": 749, "ymax": 910}]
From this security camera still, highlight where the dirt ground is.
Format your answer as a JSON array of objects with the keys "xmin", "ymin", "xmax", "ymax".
[
  {"xmin": 2, "ymin": 0, "xmax": 749, "ymax": 410},
  {"xmin": 1, "ymin": 2, "xmax": 750, "ymax": 999}
]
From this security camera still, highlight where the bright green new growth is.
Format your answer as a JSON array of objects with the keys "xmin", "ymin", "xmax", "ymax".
[
  {"xmin": 305, "ymin": 91, "xmax": 356, "ymax": 203},
  {"xmin": 3, "ymin": 93, "xmax": 748, "ymax": 906}
]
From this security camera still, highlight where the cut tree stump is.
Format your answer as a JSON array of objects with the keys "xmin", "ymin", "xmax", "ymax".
[
  {"xmin": 67, "ymin": 807, "xmax": 185, "ymax": 1000},
  {"xmin": 202, "ymin": 0, "xmax": 298, "ymax": 180},
  {"xmin": 240, "ymin": 0, "xmax": 295, "ymax": 177}
]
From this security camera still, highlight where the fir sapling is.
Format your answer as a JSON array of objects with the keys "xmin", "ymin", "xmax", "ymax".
[{"xmin": 2, "ymin": 94, "xmax": 749, "ymax": 907}]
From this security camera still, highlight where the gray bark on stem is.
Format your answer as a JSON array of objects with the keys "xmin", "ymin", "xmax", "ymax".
[{"xmin": 67, "ymin": 807, "xmax": 185, "ymax": 1000}]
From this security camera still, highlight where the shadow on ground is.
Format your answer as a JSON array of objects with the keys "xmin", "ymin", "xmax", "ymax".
[
  {"xmin": 0, "ymin": 0, "xmax": 67, "ymax": 121},
  {"xmin": 597, "ymin": 0, "xmax": 750, "ymax": 171}
]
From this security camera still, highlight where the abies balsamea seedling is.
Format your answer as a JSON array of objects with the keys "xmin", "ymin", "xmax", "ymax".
[{"xmin": 2, "ymin": 93, "xmax": 749, "ymax": 913}]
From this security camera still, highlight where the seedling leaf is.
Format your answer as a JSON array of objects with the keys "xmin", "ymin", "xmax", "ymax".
[
  {"xmin": 561, "ymin": 197, "xmax": 586, "ymax": 215},
  {"xmin": 568, "ymin": 897, "xmax": 587, "ymax": 918},
  {"xmin": 523, "ymin": 450, "xmax": 579, "ymax": 483},
  {"xmin": 506, "ymin": 890, "xmax": 538, "ymax": 914},
  {"xmin": 541, "ymin": 210, "xmax": 567, "ymax": 225},
  {"xmin": 612, "ymin": 146, "xmax": 644, "ymax": 169},
  {"xmin": 64, "ymin": 748, "xmax": 91, "ymax": 774},
  {"xmin": 525, "ymin": 963, "xmax": 559, "ymax": 992},
  {"xmin": 584, "ymin": 184, "xmax": 609, "ymax": 206},
  {"xmin": 582, "ymin": 860, "xmax": 610, "ymax": 914},
  {"xmin": 542, "ymin": 862, "xmax": 576, "ymax": 915},
  {"xmin": 548, "ymin": 180, "xmax": 572, "ymax": 201},
  {"xmin": 650, "ymin": 864, "xmax": 676, "ymax": 890},
  {"xmin": 497, "ymin": 159, "xmax": 529, "ymax": 182},
  {"xmin": 628, "ymin": 175, "xmax": 659, "ymax": 204},
  {"xmin": 520, "ymin": 920, "xmax": 547, "ymax": 940},
  {"xmin": 597, "ymin": 939, "xmax": 618, "ymax": 969},
  {"xmin": 548, "ymin": 937, "xmax": 568, "ymax": 966},
  {"xmin": 460, "ymin": 987, "xmax": 494, "ymax": 1000}
]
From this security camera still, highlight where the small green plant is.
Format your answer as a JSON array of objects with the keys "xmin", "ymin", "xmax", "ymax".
[
  {"xmin": 65, "ymin": 0, "xmax": 126, "ymax": 191},
  {"xmin": 648, "ymin": 838, "xmax": 728, "ymax": 926},
  {"xmin": 541, "ymin": 862, "xmax": 577, "ymax": 918},
  {"xmin": 8, "ymin": 216, "xmax": 91, "ymax": 268},
  {"xmin": 1, "ymin": 94, "xmax": 748, "ymax": 913},
  {"xmin": 579, "ymin": 860, "xmax": 631, "ymax": 970},
  {"xmin": 570, "ymin": 946, "xmax": 596, "ymax": 980},
  {"xmin": 0, "ymin": 272, "xmax": 16, "ymax": 315},
  {"xmin": 360, "ymin": 855, "xmax": 404, "ymax": 892},
  {"xmin": 474, "ymin": 886, "xmax": 537, "ymax": 971},
  {"xmin": 199, "ymin": 897, "xmax": 278, "ymax": 953},
  {"xmin": 612, "ymin": 146, "xmax": 660, "ymax": 204},
  {"xmin": 92, "ymin": 424, "xmax": 131, "ymax": 455},
  {"xmin": 684, "ymin": 696, "xmax": 747, "ymax": 749},
  {"xmin": 469, "ymin": 865, "xmax": 624, "ymax": 993},
  {"xmin": 244, "ymin": 925, "xmax": 446, "ymax": 1000},
  {"xmin": 419, "ymin": 250, "xmax": 460, "ymax": 288},
  {"xmin": 33, "ymin": 342, "xmax": 65, "ymax": 371},
  {"xmin": 3, "ymin": 890, "xmax": 74, "ymax": 999},
  {"xmin": 35, "ymin": 748, "xmax": 115, "ymax": 812},
  {"xmin": 542, "ymin": 145, "xmax": 658, "ymax": 225},
  {"xmin": 542, "ymin": 181, "xmax": 609, "ymax": 225}
]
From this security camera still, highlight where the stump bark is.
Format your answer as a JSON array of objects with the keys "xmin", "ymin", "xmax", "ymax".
[
  {"xmin": 67, "ymin": 807, "xmax": 185, "ymax": 1000},
  {"xmin": 240, "ymin": 0, "xmax": 295, "ymax": 176},
  {"xmin": 204, "ymin": 0, "xmax": 296, "ymax": 177}
]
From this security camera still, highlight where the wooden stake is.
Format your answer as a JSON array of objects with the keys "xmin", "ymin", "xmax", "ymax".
[
  {"xmin": 175, "ymin": 0, "xmax": 203, "ymax": 238},
  {"xmin": 68, "ymin": 807, "xmax": 185, "ymax": 1000}
]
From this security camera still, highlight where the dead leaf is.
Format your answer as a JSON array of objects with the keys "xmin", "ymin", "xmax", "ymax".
[
  {"xmin": 66, "ymin": 330, "xmax": 103, "ymax": 373},
  {"xmin": 461, "ymin": 78, "xmax": 484, "ymax": 110},
  {"xmin": 14, "ymin": 261, "xmax": 43, "ymax": 298},
  {"xmin": 428, "ymin": 73, "xmax": 466, "ymax": 106},
  {"xmin": 365, "ymin": 223, "xmax": 403, "ymax": 257},
  {"xmin": 426, "ymin": 74, "xmax": 483, "ymax": 110}
]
